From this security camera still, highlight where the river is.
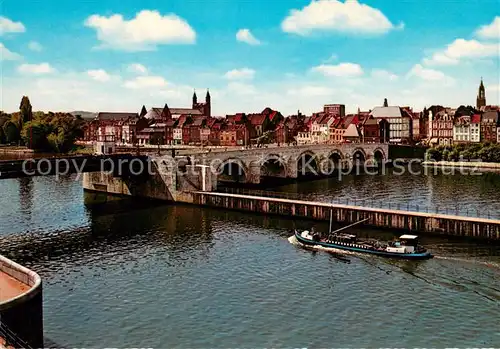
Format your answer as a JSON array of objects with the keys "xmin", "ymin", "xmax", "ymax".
[{"xmin": 0, "ymin": 173, "xmax": 499, "ymax": 347}]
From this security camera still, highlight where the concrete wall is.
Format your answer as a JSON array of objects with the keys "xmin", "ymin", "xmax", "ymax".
[
  {"xmin": 188, "ymin": 192, "xmax": 500, "ymax": 240},
  {"xmin": 0, "ymin": 255, "xmax": 43, "ymax": 348},
  {"xmin": 83, "ymin": 158, "xmax": 215, "ymax": 201}
]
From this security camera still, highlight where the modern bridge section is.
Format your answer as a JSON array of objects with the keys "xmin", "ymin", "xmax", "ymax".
[
  {"xmin": 0, "ymin": 154, "xmax": 149, "ymax": 179},
  {"xmin": 189, "ymin": 191, "xmax": 500, "ymax": 241}
]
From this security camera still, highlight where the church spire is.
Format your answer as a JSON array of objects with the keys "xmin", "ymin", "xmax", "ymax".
[
  {"xmin": 206, "ymin": 88, "xmax": 211, "ymax": 102},
  {"xmin": 476, "ymin": 78, "xmax": 486, "ymax": 109},
  {"xmin": 192, "ymin": 90, "xmax": 198, "ymax": 107}
]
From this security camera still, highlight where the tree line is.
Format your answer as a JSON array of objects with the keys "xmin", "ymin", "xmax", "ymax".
[
  {"xmin": 426, "ymin": 143, "xmax": 500, "ymax": 163},
  {"xmin": 0, "ymin": 96, "xmax": 86, "ymax": 153}
]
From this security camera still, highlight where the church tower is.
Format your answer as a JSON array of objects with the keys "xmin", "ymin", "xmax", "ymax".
[
  {"xmin": 476, "ymin": 78, "xmax": 486, "ymax": 109},
  {"xmin": 205, "ymin": 89, "xmax": 211, "ymax": 117},
  {"xmin": 192, "ymin": 90, "xmax": 198, "ymax": 108}
]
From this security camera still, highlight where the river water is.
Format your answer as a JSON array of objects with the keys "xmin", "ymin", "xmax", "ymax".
[{"xmin": 0, "ymin": 174, "xmax": 499, "ymax": 347}]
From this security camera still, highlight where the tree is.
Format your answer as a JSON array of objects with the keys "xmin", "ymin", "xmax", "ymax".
[
  {"xmin": 426, "ymin": 148, "xmax": 441, "ymax": 161},
  {"xmin": 21, "ymin": 121, "xmax": 49, "ymax": 150},
  {"xmin": 19, "ymin": 96, "xmax": 33, "ymax": 124},
  {"xmin": 442, "ymin": 149, "xmax": 450, "ymax": 161},
  {"xmin": 2, "ymin": 121, "xmax": 20, "ymax": 144}
]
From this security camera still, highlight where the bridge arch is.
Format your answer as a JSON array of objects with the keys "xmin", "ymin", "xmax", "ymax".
[
  {"xmin": 216, "ymin": 157, "xmax": 248, "ymax": 183},
  {"xmin": 373, "ymin": 147, "xmax": 386, "ymax": 165},
  {"xmin": 351, "ymin": 148, "xmax": 367, "ymax": 166},
  {"xmin": 260, "ymin": 154, "xmax": 288, "ymax": 179},
  {"xmin": 296, "ymin": 150, "xmax": 320, "ymax": 177},
  {"xmin": 321, "ymin": 149, "xmax": 344, "ymax": 175}
]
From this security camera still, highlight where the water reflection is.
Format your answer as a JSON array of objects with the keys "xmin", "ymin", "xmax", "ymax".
[{"xmin": 18, "ymin": 177, "xmax": 34, "ymax": 213}]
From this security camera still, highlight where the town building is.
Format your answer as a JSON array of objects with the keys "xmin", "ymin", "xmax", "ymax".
[
  {"xmin": 219, "ymin": 124, "xmax": 249, "ymax": 146},
  {"xmin": 453, "ymin": 116, "xmax": 471, "ymax": 143},
  {"xmin": 323, "ymin": 104, "xmax": 345, "ymax": 117},
  {"xmin": 329, "ymin": 118, "xmax": 344, "ymax": 143},
  {"xmin": 248, "ymin": 113, "xmax": 269, "ymax": 137},
  {"xmin": 311, "ymin": 115, "xmax": 335, "ymax": 143},
  {"xmin": 370, "ymin": 100, "xmax": 412, "ymax": 144},
  {"xmin": 360, "ymin": 117, "xmax": 380, "ymax": 143},
  {"xmin": 343, "ymin": 124, "xmax": 361, "ymax": 143},
  {"xmin": 429, "ymin": 109, "xmax": 455, "ymax": 146},
  {"xmin": 192, "ymin": 90, "xmax": 211, "ymax": 117},
  {"xmin": 93, "ymin": 112, "xmax": 147, "ymax": 144},
  {"xmin": 481, "ymin": 110, "xmax": 499, "ymax": 143},
  {"xmin": 470, "ymin": 114, "xmax": 481, "ymax": 143},
  {"xmin": 296, "ymin": 126, "xmax": 312, "ymax": 145}
]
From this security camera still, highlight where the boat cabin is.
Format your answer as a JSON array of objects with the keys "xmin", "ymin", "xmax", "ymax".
[
  {"xmin": 387, "ymin": 235, "xmax": 420, "ymax": 253},
  {"xmin": 399, "ymin": 235, "xmax": 419, "ymax": 246}
]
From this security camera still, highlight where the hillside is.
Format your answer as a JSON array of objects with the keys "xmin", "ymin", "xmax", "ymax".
[{"xmin": 69, "ymin": 111, "xmax": 97, "ymax": 120}]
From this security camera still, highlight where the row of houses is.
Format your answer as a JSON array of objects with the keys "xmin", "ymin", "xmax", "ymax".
[
  {"xmin": 86, "ymin": 102, "xmax": 289, "ymax": 147},
  {"xmin": 427, "ymin": 106, "xmax": 500, "ymax": 146},
  {"xmin": 85, "ymin": 91, "xmax": 500, "ymax": 147}
]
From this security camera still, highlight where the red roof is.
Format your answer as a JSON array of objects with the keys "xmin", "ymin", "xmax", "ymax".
[
  {"xmin": 344, "ymin": 115, "xmax": 359, "ymax": 126},
  {"xmin": 471, "ymin": 114, "xmax": 481, "ymax": 124},
  {"xmin": 248, "ymin": 113, "xmax": 267, "ymax": 125}
]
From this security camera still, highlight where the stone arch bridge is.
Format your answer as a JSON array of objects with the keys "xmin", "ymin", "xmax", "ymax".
[{"xmin": 173, "ymin": 143, "xmax": 389, "ymax": 184}]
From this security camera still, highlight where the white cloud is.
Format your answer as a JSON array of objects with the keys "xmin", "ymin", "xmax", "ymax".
[
  {"xmin": 287, "ymin": 85, "xmax": 335, "ymax": 96},
  {"xmin": 84, "ymin": 10, "xmax": 196, "ymax": 51},
  {"xmin": 0, "ymin": 16, "xmax": 25, "ymax": 35},
  {"xmin": 281, "ymin": 0, "xmax": 401, "ymax": 36},
  {"xmin": 311, "ymin": 63, "xmax": 364, "ymax": 77},
  {"xmin": 226, "ymin": 82, "xmax": 257, "ymax": 95},
  {"xmin": 423, "ymin": 39, "xmax": 499, "ymax": 66},
  {"xmin": 0, "ymin": 43, "xmax": 22, "ymax": 61},
  {"xmin": 124, "ymin": 75, "xmax": 168, "ymax": 89},
  {"xmin": 128, "ymin": 63, "xmax": 148, "ymax": 74},
  {"xmin": 224, "ymin": 68, "xmax": 256, "ymax": 80},
  {"xmin": 371, "ymin": 69, "xmax": 398, "ymax": 81},
  {"xmin": 28, "ymin": 41, "xmax": 43, "ymax": 52},
  {"xmin": 476, "ymin": 16, "xmax": 500, "ymax": 39},
  {"xmin": 408, "ymin": 64, "xmax": 447, "ymax": 81},
  {"xmin": 87, "ymin": 69, "xmax": 111, "ymax": 82},
  {"xmin": 236, "ymin": 29, "xmax": 261, "ymax": 45},
  {"xmin": 18, "ymin": 63, "xmax": 55, "ymax": 74}
]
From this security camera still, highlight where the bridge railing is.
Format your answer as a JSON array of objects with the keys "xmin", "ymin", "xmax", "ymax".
[{"xmin": 217, "ymin": 187, "xmax": 500, "ymax": 220}]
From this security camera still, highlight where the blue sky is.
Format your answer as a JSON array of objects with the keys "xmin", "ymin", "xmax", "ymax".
[{"xmin": 1, "ymin": 0, "xmax": 499, "ymax": 115}]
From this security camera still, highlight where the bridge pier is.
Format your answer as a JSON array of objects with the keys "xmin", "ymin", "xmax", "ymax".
[{"xmin": 247, "ymin": 162, "xmax": 261, "ymax": 184}]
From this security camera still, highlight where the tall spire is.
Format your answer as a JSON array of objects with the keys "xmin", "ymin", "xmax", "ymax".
[
  {"xmin": 192, "ymin": 90, "xmax": 197, "ymax": 107},
  {"xmin": 205, "ymin": 89, "xmax": 211, "ymax": 117},
  {"xmin": 477, "ymin": 78, "xmax": 486, "ymax": 109}
]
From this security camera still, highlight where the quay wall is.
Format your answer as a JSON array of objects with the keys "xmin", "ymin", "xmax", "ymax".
[
  {"xmin": 422, "ymin": 161, "xmax": 500, "ymax": 172},
  {"xmin": 186, "ymin": 192, "xmax": 500, "ymax": 240},
  {"xmin": 0, "ymin": 255, "xmax": 43, "ymax": 348}
]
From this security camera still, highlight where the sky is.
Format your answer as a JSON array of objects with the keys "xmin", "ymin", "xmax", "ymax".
[{"xmin": 0, "ymin": 0, "xmax": 499, "ymax": 115}]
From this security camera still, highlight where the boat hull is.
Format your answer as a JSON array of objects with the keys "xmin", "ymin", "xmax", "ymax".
[{"xmin": 294, "ymin": 231, "xmax": 433, "ymax": 260}]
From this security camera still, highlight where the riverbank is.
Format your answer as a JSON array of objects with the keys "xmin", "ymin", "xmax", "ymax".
[
  {"xmin": 0, "ymin": 145, "xmax": 93, "ymax": 160},
  {"xmin": 0, "ymin": 146, "xmax": 34, "ymax": 155},
  {"xmin": 422, "ymin": 160, "xmax": 500, "ymax": 172}
]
